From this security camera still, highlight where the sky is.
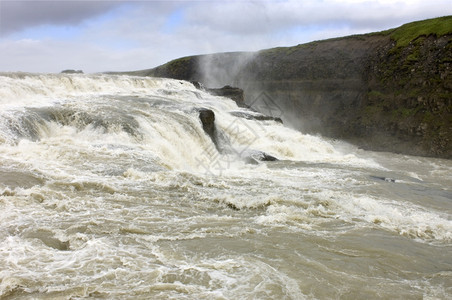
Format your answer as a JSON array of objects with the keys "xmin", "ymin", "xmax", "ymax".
[{"xmin": 0, "ymin": 0, "xmax": 451, "ymax": 73}]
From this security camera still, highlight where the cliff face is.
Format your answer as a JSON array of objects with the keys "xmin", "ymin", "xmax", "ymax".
[
  {"xmin": 362, "ymin": 33, "xmax": 451, "ymax": 157},
  {"xmin": 140, "ymin": 17, "xmax": 452, "ymax": 159}
]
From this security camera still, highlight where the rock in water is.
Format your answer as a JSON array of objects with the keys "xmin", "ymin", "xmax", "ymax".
[
  {"xmin": 229, "ymin": 111, "xmax": 283, "ymax": 123},
  {"xmin": 242, "ymin": 150, "xmax": 279, "ymax": 164},
  {"xmin": 259, "ymin": 152, "xmax": 278, "ymax": 161},
  {"xmin": 207, "ymin": 86, "xmax": 246, "ymax": 107},
  {"xmin": 61, "ymin": 69, "xmax": 84, "ymax": 74},
  {"xmin": 199, "ymin": 109, "xmax": 219, "ymax": 150},
  {"xmin": 190, "ymin": 81, "xmax": 205, "ymax": 90},
  {"xmin": 198, "ymin": 109, "xmax": 279, "ymax": 162},
  {"xmin": 249, "ymin": 150, "xmax": 278, "ymax": 162}
]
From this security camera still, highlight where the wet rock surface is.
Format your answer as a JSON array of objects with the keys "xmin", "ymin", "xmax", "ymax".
[{"xmin": 198, "ymin": 108, "xmax": 218, "ymax": 150}]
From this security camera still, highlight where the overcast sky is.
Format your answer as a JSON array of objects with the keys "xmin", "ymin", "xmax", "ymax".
[{"xmin": 0, "ymin": 0, "xmax": 451, "ymax": 73}]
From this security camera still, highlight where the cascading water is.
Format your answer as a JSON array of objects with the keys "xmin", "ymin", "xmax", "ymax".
[{"xmin": 0, "ymin": 73, "xmax": 451, "ymax": 299}]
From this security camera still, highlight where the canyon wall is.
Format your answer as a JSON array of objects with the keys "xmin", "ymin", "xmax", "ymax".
[{"xmin": 129, "ymin": 17, "xmax": 452, "ymax": 158}]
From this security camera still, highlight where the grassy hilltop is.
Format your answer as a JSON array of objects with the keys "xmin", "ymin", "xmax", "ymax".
[{"xmin": 128, "ymin": 16, "xmax": 452, "ymax": 158}]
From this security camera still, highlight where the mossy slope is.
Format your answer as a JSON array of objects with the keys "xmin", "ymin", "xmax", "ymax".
[{"xmin": 389, "ymin": 16, "xmax": 452, "ymax": 48}]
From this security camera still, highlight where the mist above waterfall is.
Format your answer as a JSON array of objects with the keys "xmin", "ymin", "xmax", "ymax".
[{"xmin": 197, "ymin": 52, "xmax": 256, "ymax": 88}]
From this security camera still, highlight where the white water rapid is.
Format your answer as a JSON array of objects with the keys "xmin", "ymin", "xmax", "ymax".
[{"xmin": 0, "ymin": 73, "xmax": 451, "ymax": 299}]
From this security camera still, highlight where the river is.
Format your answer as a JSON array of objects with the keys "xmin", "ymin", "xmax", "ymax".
[{"xmin": 0, "ymin": 73, "xmax": 451, "ymax": 299}]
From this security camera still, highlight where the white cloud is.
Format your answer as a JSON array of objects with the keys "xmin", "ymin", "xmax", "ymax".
[
  {"xmin": 0, "ymin": 0, "xmax": 125, "ymax": 36},
  {"xmin": 0, "ymin": 0, "xmax": 451, "ymax": 73}
]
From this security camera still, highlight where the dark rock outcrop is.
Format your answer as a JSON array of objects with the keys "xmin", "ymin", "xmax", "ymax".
[
  {"xmin": 61, "ymin": 69, "xmax": 84, "ymax": 74},
  {"xmin": 248, "ymin": 151, "xmax": 278, "ymax": 162},
  {"xmin": 192, "ymin": 82, "xmax": 249, "ymax": 109},
  {"xmin": 229, "ymin": 111, "xmax": 283, "ymax": 123},
  {"xmin": 198, "ymin": 109, "xmax": 219, "ymax": 150},
  {"xmin": 190, "ymin": 81, "xmax": 204, "ymax": 90},
  {"xmin": 207, "ymin": 86, "xmax": 246, "ymax": 107},
  {"xmin": 198, "ymin": 108, "xmax": 278, "ymax": 163}
]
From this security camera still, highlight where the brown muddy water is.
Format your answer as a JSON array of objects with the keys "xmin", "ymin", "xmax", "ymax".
[{"xmin": 0, "ymin": 73, "xmax": 451, "ymax": 299}]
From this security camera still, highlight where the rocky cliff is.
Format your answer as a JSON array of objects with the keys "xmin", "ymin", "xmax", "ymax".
[{"xmin": 131, "ymin": 16, "xmax": 452, "ymax": 158}]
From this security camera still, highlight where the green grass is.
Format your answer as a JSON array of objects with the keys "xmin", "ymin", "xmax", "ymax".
[
  {"xmin": 368, "ymin": 90, "xmax": 384, "ymax": 98},
  {"xmin": 166, "ymin": 56, "xmax": 193, "ymax": 67},
  {"xmin": 390, "ymin": 16, "xmax": 452, "ymax": 48},
  {"xmin": 259, "ymin": 47, "xmax": 289, "ymax": 56},
  {"xmin": 258, "ymin": 16, "xmax": 452, "ymax": 59}
]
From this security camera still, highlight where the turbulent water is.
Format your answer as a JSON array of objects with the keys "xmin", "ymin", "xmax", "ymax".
[{"xmin": 0, "ymin": 73, "xmax": 451, "ymax": 299}]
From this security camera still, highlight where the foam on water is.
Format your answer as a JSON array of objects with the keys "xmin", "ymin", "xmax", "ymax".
[
  {"xmin": 0, "ymin": 72, "xmax": 200, "ymax": 108},
  {"xmin": 0, "ymin": 73, "xmax": 379, "ymax": 170},
  {"xmin": 1, "ymin": 73, "xmax": 451, "ymax": 299}
]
